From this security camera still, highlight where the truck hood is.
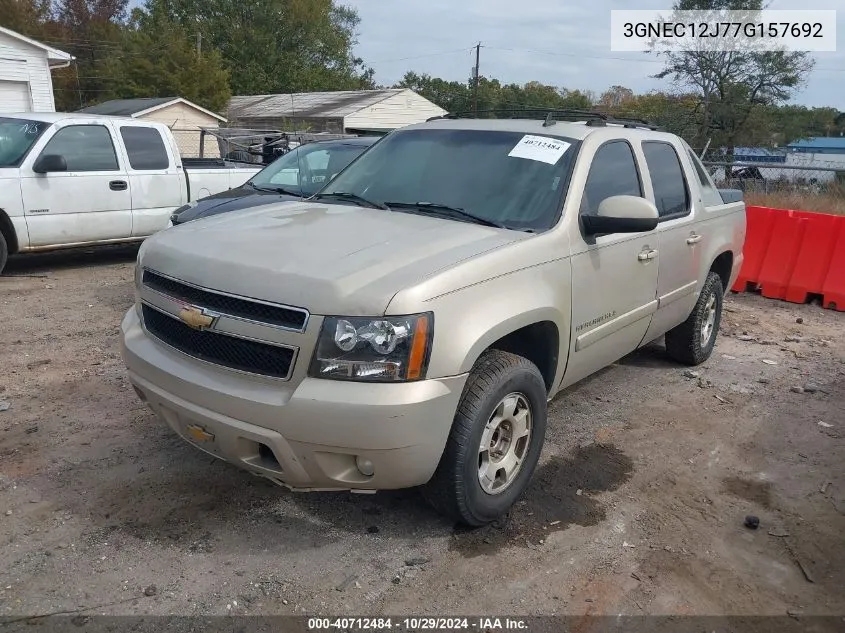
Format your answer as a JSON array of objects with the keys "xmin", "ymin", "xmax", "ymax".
[
  {"xmin": 172, "ymin": 184, "xmax": 303, "ymax": 224},
  {"xmin": 140, "ymin": 201, "xmax": 530, "ymax": 315}
]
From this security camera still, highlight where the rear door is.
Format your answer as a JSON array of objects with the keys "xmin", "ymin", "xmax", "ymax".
[
  {"xmin": 641, "ymin": 140, "xmax": 701, "ymax": 341},
  {"xmin": 20, "ymin": 120, "xmax": 132, "ymax": 247},
  {"xmin": 117, "ymin": 123, "xmax": 183, "ymax": 237}
]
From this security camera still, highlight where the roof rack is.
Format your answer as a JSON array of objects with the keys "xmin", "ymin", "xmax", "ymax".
[
  {"xmin": 605, "ymin": 116, "xmax": 661, "ymax": 131},
  {"xmin": 427, "ymin": 108, "xmax": 660, "ymax": 131},
  {"xmin": 428, "ymin": 108, "xmax": 606, "ymax": 125}
]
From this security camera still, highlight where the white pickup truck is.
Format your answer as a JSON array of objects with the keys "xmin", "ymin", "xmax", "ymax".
[{"xmin": 0, "ymin": 113, "xmax": 260, "ymax": 273}]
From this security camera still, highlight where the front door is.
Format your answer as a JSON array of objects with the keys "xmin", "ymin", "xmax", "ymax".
[
  {"xmin": 562, "ymin": 140, "xmax": 659, "ymax": 388},
  {"xmin": 21, "ymin": 122, "xmax": 132, "ymax": 247}
]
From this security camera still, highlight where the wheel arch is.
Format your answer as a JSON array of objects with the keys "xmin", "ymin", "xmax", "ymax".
[
  {"xmin": 455, "ymin": 308, "xmax": 566, "ymax": 395},
  {"xmin": 709, "ymin": 250, "xmax": 734, "ymax": 291},
  {"xmin": 483, "ymin": 320, "xmax": 560, "ymax": 393},
  {"xmin": 0, "ymin": 208, "xmax": 19, "ymax": 254},
  {"xmin": 395, "ymin": 258, "xmax": 573, "ymax": 394}
]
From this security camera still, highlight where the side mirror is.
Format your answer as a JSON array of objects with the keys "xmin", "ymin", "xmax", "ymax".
[
  {"xmin": 33, "ymin": 154, "xmax": 68, "ymax": 174},
  {"xmin": 582, "ymin": 195, "xmax": 659, "ymax": 236}
]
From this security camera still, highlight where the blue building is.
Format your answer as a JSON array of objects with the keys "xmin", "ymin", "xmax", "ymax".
[
  {"xmin": 731, "ymin": 147, "xmax": 786, "ymax": 163},
  {"xmin": 786, "ymin": 137, "xmax": 845, "ymax": 155}
]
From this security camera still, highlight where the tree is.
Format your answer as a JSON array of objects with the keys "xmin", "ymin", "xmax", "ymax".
[
  {"xmin": 394, "ymin": 74, "xmax": 595, "ymax": 115},
  {"xmin": 96, "ymin": 8, "xmax": 231, "ymax": 112},
  {"xmin": 395, "ymin": 71, "xmax": 470, "ymax": 113},
  {"xmin": 619, "ymin": 92, "xmax": 701, "ymax": 141},
  {"xmin": 559, "ymin": 89, "xmax": 594, "ymax": 110},
  {"xmin": 48, "ymin": 0, "xmax": 130, "ymax": 109},
  {"xmin": 140, "ymin": 0, "xmax": 374, "ymax": 95},
  {"xmin": 652, "ymin": 0, "xmax": 814, "ymax": 152},
  {"xmin": 598, "ymin": 85, "xmax": 635, "ymax": 111},
  {"xmin": 0, "ymin": 0, "xmax": 53, "ymax": 36}
]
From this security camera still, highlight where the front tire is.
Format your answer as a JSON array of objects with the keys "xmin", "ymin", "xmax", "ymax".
[
  {"xmin": 665, "ymin": 271, "xmax": 724, "ymax": 365},
  {"xmin": 423, "ymin": 350, "xmax": 547, "ymax": 526}
]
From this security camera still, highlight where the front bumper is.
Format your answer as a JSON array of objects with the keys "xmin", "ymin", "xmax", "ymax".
[{"xmin": 120, "ymin": 308, "xmax": 467, "ymax": 491}]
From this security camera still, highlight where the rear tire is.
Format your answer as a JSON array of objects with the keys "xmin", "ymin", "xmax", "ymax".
[
  {"xmin": 422, "ymin": 350, "xmax": 547, "ymax": 526},
  {"xmin": 665, "ymin": 271, "xmax": 724, "ymax": 365},
  {"xmin": 0, "ymin": 232, "xmax": 8, "ymax": 276}
]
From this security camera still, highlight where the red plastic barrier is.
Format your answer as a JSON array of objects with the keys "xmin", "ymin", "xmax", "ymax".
[
  {"xmin": 730, "ymin": 206, "xmax": 776, "ymax": 292},
  {"xmin": 784, "ymin": 213, "xmax": 842, "ymax": 306},
  {"xmin": 757, "ymin": 211, "xmax": 808, "ymax": 301},
  {"xmin": 823, "ymin": 224, "xmax": 845, "ymax": 311},
  {"xmin": 731, "ymin": 205, "xmax": 845, "ymax": 312}
]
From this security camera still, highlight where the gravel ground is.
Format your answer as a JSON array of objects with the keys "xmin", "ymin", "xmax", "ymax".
[{"xmin": 1, "ymin": 245, "xmax": 843, "ymax": 624}]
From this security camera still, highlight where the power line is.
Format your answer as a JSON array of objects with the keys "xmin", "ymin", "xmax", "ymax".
[
  {"xmin": 482, "ymin": 44, "xmax": 845, "ymax": 73},
  {"xmin": 482, "ymin": 44, "xmax": 665, "ymax": 64},
  {"xmin": 36, "ymin": 34, "xmax": 845, "ymax": 73},
  {"xmin": 367, "ymin": 47, "xmax": 474, "ymax": 65}
]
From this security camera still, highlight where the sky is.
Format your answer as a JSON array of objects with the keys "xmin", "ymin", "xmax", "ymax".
[{"xmin": 342, "ymin": 0, "xmax": 844, "ymax": 108}]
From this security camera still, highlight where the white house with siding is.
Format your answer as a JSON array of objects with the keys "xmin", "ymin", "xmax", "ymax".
[
  {"xmin": 227, "ymin": 89, "xmax": 447, "ymax": 134},
  {"xmin": 0, "ymin": 26, "xmax": 73, "ymax": 113}
]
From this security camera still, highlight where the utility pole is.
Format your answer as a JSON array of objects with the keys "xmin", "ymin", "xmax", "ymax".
[
  {"xmin": 196, "ymin": 31, "xmax": 202, "ymax": 56},
  {"xmin": 472, "ymin": 42, "xmax": 480, "ymax": 117}
]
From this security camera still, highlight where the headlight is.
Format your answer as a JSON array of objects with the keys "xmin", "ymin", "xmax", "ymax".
[{"xmin": 309, "ymin": 313, "xmax": 433, "ymax": 382}]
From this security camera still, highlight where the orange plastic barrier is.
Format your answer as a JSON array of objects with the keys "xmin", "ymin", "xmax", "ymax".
[{"xmin": 731, "ymin": 205, "xmax": 845, "ymax": 312}]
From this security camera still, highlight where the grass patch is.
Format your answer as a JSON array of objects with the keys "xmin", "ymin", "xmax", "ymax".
[{"xmin": 744, "ymin": 191, "xmax": 845, "ymax": 216}]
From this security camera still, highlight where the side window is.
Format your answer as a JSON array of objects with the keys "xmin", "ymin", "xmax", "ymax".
[
  {"xmin": 580, "ymin": 141, "xmax": 642, "ymax": 215},
  {"xmin": 642, "ymin": 142, "xmax": 690, "ymax": 219},
  {"xmin": 120, "ymin": 126, "xmax": 169, "ymax": 170},
  {"xmin": 40, "ymin": 125, "xmax": 118, "ymax": 171},
  {"xmin": 687, "ymin": 149, "xmax": 716, "ymax": 190}
]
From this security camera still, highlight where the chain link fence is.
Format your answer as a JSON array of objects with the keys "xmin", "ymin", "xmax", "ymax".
[
  {"xmin": 170, "ymin": 127, "xmax": 363, "ymax": 165},
  {"xmin": 698, "ymin": 150, "xmax": 845, "ymax": 215},
  {"xmin": 169, "ymin": 127, "xmax": 289, "ymax": 163},
  {"xmin": 167, "ymin": 128, "xmax": 216, "ymax": 159}
]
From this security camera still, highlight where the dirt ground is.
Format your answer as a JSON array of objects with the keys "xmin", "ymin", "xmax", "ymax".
[{"xmin": 1, "ymin": 245, "xmax": 844, "ymax": 623}]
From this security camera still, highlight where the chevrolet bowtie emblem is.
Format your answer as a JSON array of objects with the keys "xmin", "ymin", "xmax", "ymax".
[{"xmin": 178, "ymin": 306, "xmax": 215, "ymax": 330}]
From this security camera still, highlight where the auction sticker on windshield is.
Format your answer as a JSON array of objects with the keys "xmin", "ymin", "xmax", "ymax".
[{"xmin": 508, "ymin": 135, "xmax": 571, "ymax": 165}]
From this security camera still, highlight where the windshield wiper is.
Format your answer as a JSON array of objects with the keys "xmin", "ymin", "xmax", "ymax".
[
  {"xmin": 383, "ymin": 201, "xmax": 506, "ymax": 229},
  {"xmin": 250, "ymin": 183, "xmax": 303, "ymax": 196},
  {"xmin": 310, "ymin": 191, "xmax": 389, "ymax": 210}
]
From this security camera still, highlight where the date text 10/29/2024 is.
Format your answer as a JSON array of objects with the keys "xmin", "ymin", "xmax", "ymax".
[{"xmin": 307, "ymin": 617, "xmax": 529, "ymax": 631}]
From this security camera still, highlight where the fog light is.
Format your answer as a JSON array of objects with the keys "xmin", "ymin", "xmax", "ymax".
[{"xmin": 355, "ymin": 456, "xmax": 375, "ymax": 477}]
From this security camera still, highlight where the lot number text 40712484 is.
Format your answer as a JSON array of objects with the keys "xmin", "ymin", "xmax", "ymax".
[{"xmin": 307, "ymin": 617, "xmax": 529, "ymax": 630}]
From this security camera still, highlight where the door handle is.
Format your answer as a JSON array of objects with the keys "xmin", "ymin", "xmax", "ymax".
[
  {"xmin": 109, "ymin": 180, "xmax": 128, "ymax": 191},
  {"xmin": 686, "ymin": 234, "xmax": 702, "ymax": 245},
  {"xmin": 638, "ymin": 249, "xmax": 657, "ymax": 261}
]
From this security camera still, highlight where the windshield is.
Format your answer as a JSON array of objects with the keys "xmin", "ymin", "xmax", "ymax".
[
  {"xmin": 318, "ymin": 128, "xmax": 578, "ymax": 231},
  {"xmin": 0, "ymin": 118, "xmax": 50, "ymax": 167},
  {"xmin": 250, "ymin": 141, "xmax": 371, "ymax": 197}
]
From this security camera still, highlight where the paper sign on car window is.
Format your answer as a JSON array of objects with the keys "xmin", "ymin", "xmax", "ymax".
[{"xmin": 508, "ymin": 135, "xmax": 571, "ymax": 165}]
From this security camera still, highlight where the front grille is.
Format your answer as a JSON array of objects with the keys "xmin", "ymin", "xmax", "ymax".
[
  {"xmin": 143, "ymin": 270, "xmax": 307, "ymax": 331},
  {"xmin": 142, "ymin": 305, "xmax": 295, "ymax": 379}
]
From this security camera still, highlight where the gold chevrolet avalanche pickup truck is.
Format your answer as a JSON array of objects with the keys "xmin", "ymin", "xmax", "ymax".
[{"xmin": 120, "ymin": 114, "xmax": 746, "ymax": 526}]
